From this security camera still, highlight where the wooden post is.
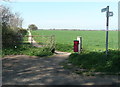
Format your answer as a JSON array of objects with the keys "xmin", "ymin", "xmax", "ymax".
[
  {"xmin": 53, "ymin": 35, "xmax": 55, "ymax": 49},
  {"xmin": 77, "ymin": 36, "xmax": 82, "ymax": 53},
  {"xmin": 31, "ymin": 36, "xmax": 32, "ymax": 44}
]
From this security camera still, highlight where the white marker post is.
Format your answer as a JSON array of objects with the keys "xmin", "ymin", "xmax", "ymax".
[
  {"xmin": 77, "ymin": 36, "xmax": 82, "ymax": 53},
  {"xmin": 101, "ymin": 6, "xmax": 113, "ymax": 55}
]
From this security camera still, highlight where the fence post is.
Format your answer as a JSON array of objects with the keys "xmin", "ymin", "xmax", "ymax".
[
  {"xmin": 53, "ymin": 35, "xmax": 55, "ymax": 49},
  {"xmin": 77, "ymin": 36, "xmax": 82, "ymax": 53},
  {"xmin": 31, "ymin": 36, "xmax": 32, "ymax": 44}
]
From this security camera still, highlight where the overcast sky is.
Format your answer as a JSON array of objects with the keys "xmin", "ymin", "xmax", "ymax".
[{"xmin": 1, "ymin": 1, "xmax": 119, "ymax": 30}]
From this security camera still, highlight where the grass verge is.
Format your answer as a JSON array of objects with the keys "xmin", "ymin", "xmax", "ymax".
[
  {"xmin": 67, "ymin": 50, "xmax": 120, "ymax": 75},
  {"xmin": 2, "ymin": 43, "xmax": 53, "ymax": 57}
]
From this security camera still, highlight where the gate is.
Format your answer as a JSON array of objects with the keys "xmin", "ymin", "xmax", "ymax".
[{"xmin": 23, "ymin": 35, "xmax": 55, "ymax": 51}]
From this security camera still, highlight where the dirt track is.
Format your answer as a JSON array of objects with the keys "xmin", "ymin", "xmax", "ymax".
[
  {"xmin": 2, "ymin": 52, "xmax": 120, "ymax": 85},
  {"xmin": 2, "ymin": 30, "xmax": 120, "ymax": 85}
]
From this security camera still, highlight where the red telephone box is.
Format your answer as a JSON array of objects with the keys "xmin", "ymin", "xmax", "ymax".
[{"xmin": 74, "ymin": 40, "xmax": 79, "ymax": 52}]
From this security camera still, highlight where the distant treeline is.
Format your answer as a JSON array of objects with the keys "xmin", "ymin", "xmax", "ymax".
[{"xmin": 38, "ymin": 29, "xmax": 118, "ymax": 31}]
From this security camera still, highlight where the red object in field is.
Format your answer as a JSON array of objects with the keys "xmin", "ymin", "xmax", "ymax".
[{"xmin": 74, "ymin": 40, "xmax": 79, "ymax": 52}]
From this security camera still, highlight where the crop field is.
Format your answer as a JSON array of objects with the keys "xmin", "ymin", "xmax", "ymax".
[{"xmin": 31, "ymin": 30, "xmax": 118, "ymax": 52}]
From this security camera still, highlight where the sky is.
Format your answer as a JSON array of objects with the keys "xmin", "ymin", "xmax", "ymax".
[{"xmin": 0, "ymin": 1, "xmax": 119, "ymax": 30}]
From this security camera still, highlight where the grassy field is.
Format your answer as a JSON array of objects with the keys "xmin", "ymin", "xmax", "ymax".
[{"xmin": 31, "ymin": 30, "xmax": 118, "ymax": 52}]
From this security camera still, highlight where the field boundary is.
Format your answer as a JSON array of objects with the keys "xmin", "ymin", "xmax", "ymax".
[
  {"xmin": 27, "ymin": 30, "xmax": 55, "ymax": 50},
  {"xmin": 37, "ymin": 29, "xmax": 119, "ymax": 31}
]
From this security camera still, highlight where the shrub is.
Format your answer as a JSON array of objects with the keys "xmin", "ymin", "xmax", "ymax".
[
  {"xmin": 18, "ymin": 28, "xmax": 27, "ymax": 36},
  {"xmin": 2, "ymin": 23, "xmax": 27, "ymax": 48}
]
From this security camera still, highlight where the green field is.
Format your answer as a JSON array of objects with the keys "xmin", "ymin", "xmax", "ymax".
[{"xmin": 31, "ymin": 30, "xmax": 118, "ymax": 52}]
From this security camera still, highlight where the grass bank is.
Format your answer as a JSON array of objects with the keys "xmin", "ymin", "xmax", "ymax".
[{"xmin": 67, "ymin": 50, "xmax": 120, "ymax": 75}]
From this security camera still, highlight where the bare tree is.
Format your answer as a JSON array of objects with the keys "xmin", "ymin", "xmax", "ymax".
[
  {"xmin": 0, "ymin": 5, "xmax": 23, "ymax": 29},
  {"xmin": 18, "ymin": 17, "xmax": 23, "ymax": 28},
  {"xmin": 1, "ymin": 5, "xmax": 11, "ymax": 24}
]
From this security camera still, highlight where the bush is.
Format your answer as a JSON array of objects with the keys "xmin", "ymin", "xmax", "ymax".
[
  {"xmin": 18, "ymin": 28, "xmax": 27, "ymax": 36},
  {"xmin": 2, "ymin": 23, "xmax": 18, "ymax": 48},
  {"xmin": 2, "ymin": 23, "xmax": 27, "ymax": 48}
]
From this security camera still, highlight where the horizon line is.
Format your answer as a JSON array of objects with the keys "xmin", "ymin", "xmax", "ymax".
[{"xmin": 27, "ymin": 29, "xmax": 120, "ymax": 31}]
